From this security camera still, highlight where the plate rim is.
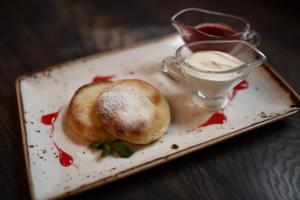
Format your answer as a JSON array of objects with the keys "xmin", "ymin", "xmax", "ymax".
[{"xmin": 15, "ymin": 33, "xmax": 300, "ymax": 200}]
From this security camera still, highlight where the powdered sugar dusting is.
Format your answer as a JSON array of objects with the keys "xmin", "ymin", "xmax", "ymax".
[{"xmin": 99, "ymin": 85, "xmax": 154, "ymax": 125}]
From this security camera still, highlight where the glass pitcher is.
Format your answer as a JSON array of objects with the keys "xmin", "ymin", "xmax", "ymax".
[
  {"xmin": 172, "ymin": 8, "xmax": 261, "ymax": 47},
  {"xmin": 162, "ymin": 40, "xmax": 267, "ymax": 110}
]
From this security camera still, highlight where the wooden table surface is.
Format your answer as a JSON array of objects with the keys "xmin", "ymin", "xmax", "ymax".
[{"xmin": 1, "ymin": 0, "xmax": 299, "ymax": 199}]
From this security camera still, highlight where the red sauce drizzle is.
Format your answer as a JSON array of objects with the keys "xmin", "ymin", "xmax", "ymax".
[
  {"xmin": 92, "ymin": 75, "xmax": 114, "ymax": 83},
  {"xmin": 54, "ymin": 143, "xmax": 74, "ymax": 167},
  {"xmin": 41, "ymin": 112, "xmax": 59, "ymax": 125},
  {"xmin": 189, "ymin": 81, "xmax": 248, "ymax": 130},
  {"xmin": 231, "ymin": 80, "xmax": 249, "ymax": 100},
  {"xmin": 41, "ymin": 111, "xmax": 59, "ymax": 136},
  {"xmin": 41, "ymin": 110, "xmax": 76, "ymax": 168},
  {"xmin": 198, "ymin": 112, "xmax": 227, "ymax": 128}
]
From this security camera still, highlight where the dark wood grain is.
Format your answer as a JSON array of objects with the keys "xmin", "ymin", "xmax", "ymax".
[{"xmin": 0, "ymin": 0, "xmax": 299, "ymax": 199}]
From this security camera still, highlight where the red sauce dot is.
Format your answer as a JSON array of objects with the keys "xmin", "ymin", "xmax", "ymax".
[
  {"xmin": 198, "ymin": 112, "xmax": 227, "ymax": 128},
  {"xmin": 54, "ymin": 143, "xmax": 73, "ymax": 167},
  {"xmin": 231, "ymin": 80, "xmax": 249, "ymax": 100},
  {"xmin": 41, "ymin": 111, "xmax": 60, "ymax": 136},
  {"xmin": 92, "ymin": 75, "xmax": 114, "ymax": 83},
  {"xmin": 41, "ymin": 112, "xmax": 59, "ymax": 125}
]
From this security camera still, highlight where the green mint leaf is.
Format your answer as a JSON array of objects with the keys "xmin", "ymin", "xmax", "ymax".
[
  {"xmin": 101, "ymin": 143, "xmax": 111, "ymax": 158},
  {"xmin": 89, "ymin": 141, "xmax": 107, "ymax": 149},
  {"xmin": 112, "ymin": 140, "xmax": 134, "ymax": 158}
]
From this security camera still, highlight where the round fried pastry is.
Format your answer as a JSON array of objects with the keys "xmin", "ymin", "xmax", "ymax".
[
  {"xmin": 64, "ymin": 82, "xmax": 115, "ymax": 142},
  {"xmin": 96, "ymin": 79, "xmax": 170, "ymax": 144}
]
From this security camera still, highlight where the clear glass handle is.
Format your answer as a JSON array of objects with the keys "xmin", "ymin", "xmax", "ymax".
[
  {"xmin": 161, "ymin": 56, "xmax": 188, "ymax": 84},
  {"xmin": 244, "ymin": 29, "xmax": 261, "ymax": 47}
]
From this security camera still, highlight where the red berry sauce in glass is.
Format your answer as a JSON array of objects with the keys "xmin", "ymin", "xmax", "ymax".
[{"xmin": 182, "ymin": 23, "xmax": 237, "ymax": 44}]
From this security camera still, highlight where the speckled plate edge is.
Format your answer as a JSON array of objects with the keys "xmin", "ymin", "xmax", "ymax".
[{"xmin": 16, "ymin": 33, "xmax": 300, "ymax": 200}]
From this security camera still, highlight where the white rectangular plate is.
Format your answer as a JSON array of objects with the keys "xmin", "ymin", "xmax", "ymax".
[{"xmin": 16, "ymin": 34, "xmax": 300, "ymax": 200}]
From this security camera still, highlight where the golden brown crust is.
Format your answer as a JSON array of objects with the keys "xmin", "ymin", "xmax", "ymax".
[
  {"xmin": 64, "ymin": 82, "xmax": 115, "ymax": 142},
  {"xmin": 96, "ymin": 79, "xmax": 170, "ymax": 144}
]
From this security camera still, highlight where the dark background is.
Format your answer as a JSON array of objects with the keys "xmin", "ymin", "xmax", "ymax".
[{"xmin": 0, "ymin": 0, "xmax": 299, "ymax": 199}]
